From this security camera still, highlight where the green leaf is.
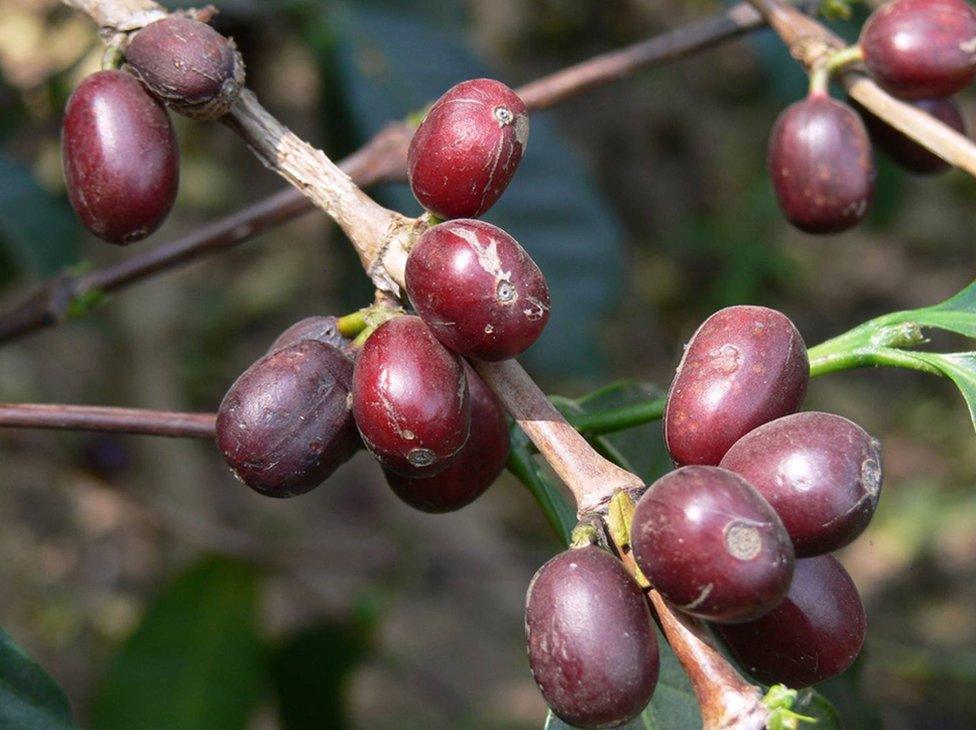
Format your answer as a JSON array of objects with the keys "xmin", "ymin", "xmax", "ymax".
[
  {"xmin": 542, "ymin": 626, "xmax": 700, "ymax": 730},
  {"xmin": 92, "ymin": 557, "xmax": 266, "ymax": 730},
  {"xmin": 0, "ymin": 153, "xmax": 79, "ymax": 277},
  {"xmin": 507, "ymin": 427, "xmax": 577, "ymax": 546},
  {"xmin": 271, "ymin": 615, "xmax": 373, "ymax": 730},
  {"xmin": 0, "ymin": 626, "xmax": 76, "ymax": 729},
  {"xmin": 904, "ymin": 351, "xmax": 976, "ymax": 425},
  {"xmin": 327, "ymin": 1, "xmax": 624, "ymax": 378},
  {"xmin": 553, "ymin": 380, "xmax": 671, "ymax": 484},
  {"xmin": 910, "ymin": 279, "xmax": 976, "ymax": 339}
]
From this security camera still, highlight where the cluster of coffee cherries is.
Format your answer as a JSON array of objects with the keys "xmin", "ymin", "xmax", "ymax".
[
  {"xmin": 60, "ymin": 16, "xmax": 244, "ymax": 244},
  {"xmin": 215, "ymin": 78, "xmax": 549, "ymax": 513},
  {"xmin": 768, "ymin": 0, "xmax": 975, "ymax": 233},
  {"xmin": 526, "ymin": 305, "xmax": 882, "ymax": 728}
]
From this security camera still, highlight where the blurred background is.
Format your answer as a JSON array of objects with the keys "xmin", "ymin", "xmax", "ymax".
[{"xmin": 0, "ymin": 0, "xmax": 974, "ymax": 727}]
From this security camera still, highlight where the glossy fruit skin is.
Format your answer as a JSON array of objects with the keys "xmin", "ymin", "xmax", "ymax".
[
  {"xmin": 860, "ymin": 0, "xmax": 976, "ymax": 99},
  {"xmin": 405, "ymin": 220, "xmax": 550, "ymax": 361},
  {"xmin": 384, "ymin": 362, "xmax": 508, "ymax": 512},
  {"xmin": 125, "ymin": 16, "xmax": 245, "ymax": 119},
  {"xmin": 632, "ymin": 466, "xmax": 794, "ymax": 623},
  {"xmin": 61, "ymin": 70, "xmax": 179, "ymax": 244},
  {"xmin": 768, "ymin": 96, "xmax": 875, "ymax": 234},
  {"xmin": 665, "ymin": 305, "xmax": 809, "ymax": 467},
  {"xmin": 408, "ymin": 78, "xmax": 528, "ymax": 219},
  {"xmin": 715, "ymin": 555, "xmax": 867, "ymax": 687},
  {"xmin": 525, "ymin": 546, "xmax": 659, "ymax": 728},
  {"xmin": 352, "ymin": 316, "xmax": 470, "ymax": 476},
  {"xmin": 216, "ymin": 340, "xmax": 360, "ymax": 498},
  {"xmin": 855, "ymin": 96, "xmax": 966, "ymax": 174},
  {"xmin": 720, "ymin": 412, "xmax": 883, "ymax": 557},
  {"xmin": 267, "ymin": 316, "xmax": 351, "ymax": 356}
]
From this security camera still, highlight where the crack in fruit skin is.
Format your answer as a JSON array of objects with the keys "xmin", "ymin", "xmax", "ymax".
[
  {"xmin": 215, "ymin": 339, "xmax": 360, "ymax": 498},
  {"xmin": 408, "ymin": 78, "xmax": 528, "ymax": 219},
  {"xmin": 861, "ymin": 0, "xmax": 976, "ymax": 100},
  {"xmin": 525, "ymin": 546, "xmax": 660, "ymax": 729},
  {"xmin": 631, "ymin": 465, "xmax": 795, "ymax": 623},
  {"xmin": 61, "ymin": 70, "xmax": 179, "ymax": 245},
  {"xmin": 664, "ymin": 305, "xmax": 809, "ymax": 467},
  {"xmin": 714, "ymin": 555, "xmax": 867, "ymax": 688},
  {"xmin": 853, "ymin": 95, "xmax": 967, "ymax": 174},
  {"xmin": 351, "ymin": 316, "xmax": 470, "ymax": 477},
  {"xmin": 383, "ymin": 362, "xmax": 509, "ymax": 513},
  {"xmin": 124, "ymin": 16, "xmax": 245, "ymax": 120},
  {"xmin": 767, "ymin": 96, "xmax": 875, "ymax": 234},
  {"xmin": 405, "ymin": 219, "xmax": 551, "ymax": 361},
  {"xmin": 720, "ymin": 411, "xmax": 884, "ymax": 557}
]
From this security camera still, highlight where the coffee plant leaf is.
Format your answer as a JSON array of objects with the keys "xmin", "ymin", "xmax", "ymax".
[
  {"xmin": 0, "ymin": 153, "xmax": 79, "ymax": 278},
  {"xmin": 270, "ymin": 611, "xmax": 375, "ymax": 730},
  {"xmin": 0, "ymin": 625, "xmax": 76, "ymax": 729},
  {"xmin": 91, "ymin": 557, "xmax": 266, "ymax": 730}
]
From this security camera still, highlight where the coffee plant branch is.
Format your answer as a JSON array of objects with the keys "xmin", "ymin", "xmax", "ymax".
[
  {"xmin": 54, "ymin": 2, "xmax": 783, "ymax": 716},
  {"xmin": 0, "ymin": 0, "xmax": 813, "ymax": 344}
]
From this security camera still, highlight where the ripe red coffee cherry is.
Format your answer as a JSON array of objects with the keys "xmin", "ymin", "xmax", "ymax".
[
  {"xmin": 525, "ymin": 546, "xmax": 659, "ymax": 728},
  {"xmin": 714, "ymin": 555, "xmax": 867, "ymax": 687},
  {"xmin": 267, "ymin": 316, "xmax": 351, "ymax": 356},
  {"xmin": 216, "ymin": 340, "xmax": 360, "ymax": 498},
  {"xmin": 855, "ymin": 96, "xmax": 966, "ymax": 174},
  {"xmin": 352, "ymin": 316, "xmax": 470, "ymax": 476},
  {"xmin": 61, "ymin": 70, "xmax": 179, "ymax": 244},
  {"xmin": 767, "ymin": 96, "xmax": 875, "ymax": 234},
  {"xmin": 125, "ymin": 16, "xmax": 245, "ymax": 119},
  {"xmin": 405, "ymin": 220, "xmax": 550, "ymax": 361},
  {"xmin": 632, "ymin": 466, "xmax": 794, "ymax": 623},
  {"xmin": 720, "ymin": 412, "xmax": 883, "ymax": 557},
  {"xmin": 665, "ymin": 305, "xmax": 809, "ymax": 467},
  {"xmin": 860, "ymin": 0, "xmax": 976, "ymax": 99},
  {"xmin": 384, "ymin": 363, "xmax": 508, "ymax": 512},
  {"xmin": 408, "ymin": 78, "xmax": 528, "ymax": 219}
]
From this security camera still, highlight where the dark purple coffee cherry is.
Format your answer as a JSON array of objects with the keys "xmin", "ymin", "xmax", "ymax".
[
  {"xmin": 768, "ymin": 95, "xmax": 875, "ymax": 234},
  {"xmin": 267, "ymin": 316, "xmax": 351, "ymax": 356},
  {"xmin": 125, "ymin": 16, "xmax": 245, "ymax": 119},
  {"xmin": 714, "ymin": 555, "xmax": 867, "ymax": 687},
  {"xmin": 61, "ymin": 70, "xmax": 179, "ymax": 244},
  {"xmin": 405, "ymin": 220, "xmax": 550, "ymax": 361},
  {"xmin": 665, "ymin": 306, "xmax": 809, "ymax": 467},
  {"xmin": 525, "ymin": 546, "xmax": 659, "ymax": 728},
  {"xmin": 408, "ymin": 78, "xmax": 528, "ymax": 219},
  {"xmin": 384, "ymin": 362, "xmax": 508, "ymax": 512},
  {"xmin": 632, "ymin": 466, "xmax": 794, "ymax": 623},
  {"xmin": 854, "ymin": 96, "xmax": 966, "ymax": 174},
  {"xmin": 720, "ymin": 412, "xmax": 883, "ymax": 557},
  {"xmin": 352, "ymin": 316, "xmax": 470, "ymax": 477},
  {"xmin": 860, "ymin": 0, "xmax": 976, "ymax": 99},
  {"xmin": 216, "ymin": 340, "xmax": 359, "ymax": 498}
]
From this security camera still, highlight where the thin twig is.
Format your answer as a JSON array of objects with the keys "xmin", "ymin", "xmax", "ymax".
[
  {"xmin": 0, "ymin": 0, "xmax": 804, "ymax": 344},
  {"xmin": 0, "ymin": 403, "xmax": 215, "ymax": 438}
]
